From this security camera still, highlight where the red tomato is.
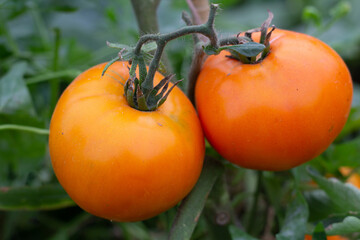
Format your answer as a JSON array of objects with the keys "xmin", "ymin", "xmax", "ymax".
[
  {"xmin": 195, "ymin": 29, "xmax": 353, "ymax": 171},
  {"xmin": 49, "ymin": 62, "xmax": 204, "ymax": 222}
]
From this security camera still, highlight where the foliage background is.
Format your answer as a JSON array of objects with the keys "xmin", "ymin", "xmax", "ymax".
[{"xmin": 0, "ymin": 0, "xmax": 360, "ymax": 239}]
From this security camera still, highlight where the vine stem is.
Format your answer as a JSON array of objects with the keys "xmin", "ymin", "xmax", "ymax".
[
  {"xmin": 246, "ymin": 170, "xmax": 263, "ymax": 234},
  {"xmin": 133, "ymin": 3, "xmax": 219, "ymax": 91},
  {"xmin": 0, "ymin": 124, "xmax": 49, "ymax": 135}
]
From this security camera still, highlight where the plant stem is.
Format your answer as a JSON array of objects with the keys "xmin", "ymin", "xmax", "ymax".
[
  {"xmin": 168, "ymin": 157, "xmax": 224, "ymax": 240},
  {"xmin": 0, "ymin": 124, "xmax": 49, "ymax": 135},
  {"xmin": 50, "ymin": 28, "xmax": 61, "ymax": 116},
  {"xmin": 246, "ymin": 170, "xmax": 263, "ymax": 234},
  {"xmin": 25, "ymin": 70, "xmax": 81, "ymax": 85},
  {"xmin": 134, "ymin": 4, "xmax": 219, "ymax": 92},
  {"xmin": 130, "ymin": 0, "xmax": 161, "ymax": 35},
  {"xmin": 28, "ymin": 1, "xmax": 50, "ymax": 49}
]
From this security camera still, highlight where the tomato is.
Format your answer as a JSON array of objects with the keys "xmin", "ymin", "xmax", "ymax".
[
  {"xmin": 340, "ymin": 167, "xmax": 360, "ymax": 188},
  {"xmin": 195, "ymin": 29, "xmax": 353, "ymax": 171},
  {"xmin": 49, "ymin": 62, "xmax": 204, "ymax": 222},
  {"xmin": 305, "ymin": 234, "xmax": 347, "ymax": 240}
]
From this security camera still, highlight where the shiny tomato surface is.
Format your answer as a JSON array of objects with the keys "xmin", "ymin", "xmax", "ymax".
[
  {"xmin": 49, "ymin": 62, "xmax": 204, "ymax": 222},
  {"xmin": 195, "ymin": 29, "xmax": 353, "ymax": 171}
]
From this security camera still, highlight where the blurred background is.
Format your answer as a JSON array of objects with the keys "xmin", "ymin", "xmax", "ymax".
[{"xmin": 0, "ymin": 0, "xmax": 359, "ymax": 239}]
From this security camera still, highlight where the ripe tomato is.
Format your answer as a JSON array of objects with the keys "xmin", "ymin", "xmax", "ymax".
[
  {"xmin": 195, "ymin": 29, "xmax": 352, "ymax": 171},
  {"xmin": 49, "ymin": 62, "xmax": 204, "ymax": 222},
  {"xmin": 340, "ymin": 167, "xmax": 360, "ymax": 188},
  {"xmin": 305, "ymin": 234, "xmax": 347, "ymax": 240}
]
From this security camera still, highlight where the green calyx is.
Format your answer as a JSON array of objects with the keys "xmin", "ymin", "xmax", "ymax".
[
  {"xmin": 124, "ymin": 73, "xmax": 181, "ymax": 111},
  {"xmin": 203, "ymin": 11, "xmax": 276, "ymax": 64},
  {"xmin": 102, "ymin": 42, "xmax": 178, "ymax": 111}
]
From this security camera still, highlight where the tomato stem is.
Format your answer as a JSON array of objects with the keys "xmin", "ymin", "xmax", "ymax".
[{"xmin": 107, "ymin": 4, "xmax": 274, "ymax": 111}]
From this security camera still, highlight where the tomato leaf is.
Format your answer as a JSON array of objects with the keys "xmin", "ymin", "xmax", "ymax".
[
  {"xmin": 219, "ymin": 42, "xmax": 265, "ymax": 57},
  {"xmin": 229, "ymin": 225, "xmax": 258, "ymax": 240},
  {"xmin": 311, "ymin": 222, "xmax": 327, "ymax": 240},
  {"xmin": 276, "ymin": 190, "xmax": 309, "ymax": 240},
  {"xmin": 203, "ymin": 45, "xmax": 219, "ymax": 55},
  {"xmin": 326, "ymin": 216, "xmax": 360, "ymax": 235},
  {"xmin": 302, "ymin": 6, "xmax": 322, "ymax": 27},
  {"xmin": 304, "ymin": 190, "xmax": 345, "ymax": 222},
  {"xmin": 308, "ymin": 167, "xmax": 360, "ymax": 212},
  {"xmin": 168, "ymin": 157, "xmax": 224, "ymax": 240},
  {"xmin": 328, "ymin": 137, "xmax": 360, "ymax": 167},
  {"xmin": 0, "ymin": 62, "xmax": 35, "ymax": 116},
  {"xmin": 0, "ymin": 185, "xmax": 74, "ymax": 210}
]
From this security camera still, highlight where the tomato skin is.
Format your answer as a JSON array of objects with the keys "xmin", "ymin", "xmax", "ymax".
[
  {"xmin": 305, "ymin": 234, "xmax": 347, "ymax": 240},
  {"xmin": 195, "ymin": 29, "xmax": 352, "ymax": 171},
  {"xmin": 49, "ymin": 62, "xmax": 204, "ymax": 222}
]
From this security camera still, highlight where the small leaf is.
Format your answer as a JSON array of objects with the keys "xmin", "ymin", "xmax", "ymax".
[
  {"xmin": 304, "ymin": 190, "xmax": 344, "ymax": 222},
  {"xmin": 328, "ymin": 137, "xmax": 360, "ymax": 168},
  {"xmin": 219, "ymin": 42, "xmax": 265, "ymax": 57},
  {"xmin": 260, "ymin": 11, "xmax": 274, "ymax": 44},
  {"xmin": 157, "ymin": 79, "xmax": 181, "ymax": 109},
  {"xmin": 308, "ymin": 167, "xmax": 360, "ymax": 212},
  {"xmin": 0, "ymin": 62, "xmax": 36, "ymax": 116},
  {"xmin": 141, "ymin": 42, "xmax": 157, "ymax": 52},
  {"xmin": 312, "ymin": 223, "xmax": 327, "ymax": 240},
  {"xmin": 229, "ymin": 225, "xmax": 258, "ymax": 240},
  {"xmin": 136, "ymin": 85, "xmax": 148, "ymax": 111},
  {"xmin": 101, "ymin": 56, "xmax": 120, "ymax": 76},
  {"xmin": 330, "ymin": 1, "xmax": 351, "ymax": 20},
  {"xmin": 276, "ymin": 191, "xmax": 309, "ymax": 240},
  {"xmin": 0, "ymin": 185, "xmax": 74, "ymax": 210},
  {"xmin": 302, "ymin": 6, "xmax": 322, "ymax": 27},
  {"xmin": 203, "ymin": 45, "xmax": 219, "ymax": 55},
  {"xmin": 326, "ymin": 216, "xmax": 360, "ymax": 235},
  {"xmin": 106, "ymin": 41, "xmax": 132, "ymax": 50}
]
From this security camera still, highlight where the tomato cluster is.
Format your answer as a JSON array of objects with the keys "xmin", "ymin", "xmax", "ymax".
[{"xmin": 49, "ymin": 29, "xmax": 352, "ymax": 221}]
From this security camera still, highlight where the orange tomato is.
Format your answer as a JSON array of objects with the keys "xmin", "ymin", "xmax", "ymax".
[
  {"xmin": 305, "ymin": 234, "xmax": 348, "ymax": 240},
  {"xmin": 195, "ymin": 29, "xmax": 352, "ymax": 171},
  {"xmin": 340, "ymin": 167, "xmax": 360, "ymax": 188},
  {"xmin": 49, "ymin": 62, "xmax": 204, "ymax": 222}
]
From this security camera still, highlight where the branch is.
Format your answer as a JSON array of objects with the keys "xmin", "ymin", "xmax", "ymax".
[{"xmin": 130, "ymin": 0, "xmax": 161, "ymax": 35}]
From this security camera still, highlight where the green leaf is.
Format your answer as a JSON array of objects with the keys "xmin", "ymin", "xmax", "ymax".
[
  {"xmin": 311, "ymin": 222, "xmax": 327, "ymax": 240},
  {"xmin": 304, "ymin": 190, "xmax": 344, "ymax": 222},
  {"xmin": 142, "ymin": 42, "xmax": 157, "ymax": 52},
  {"xmin": 0, "ymin": 185, "xmax": 74, "ymax": 210},
  {"xmin": 308, "ymin": 168, "xmax": 360, "ymax": 212},
  {"xmin": 168, "ymin": 157, "xmax": 224, "ymax": 240},
  {"xmin": 229, "ymin": 225, "xmax": 258, "ymax": 240},
  {"xmin": 106, "ymin": 41, "xmax": 132, "ymax": 50},
  {"xmin": 302, "ymin": 6, "xmax": 322, "ymax": 27},
  {"xmin": 330, "ymin": 1, "xmax": 351, "ymax": 20},
  {"xmin": 0, "ymin": 62, "xmax": 35, "ymax": 116},
  {"xmin": 326, "ymin": 216, "xmax": 360, "ymax": 235},
  {"xmin": 327, "ymin": 137, "xmax": 360, "ymax": 168},
  {"xmin": 203, "ymin": 45, "xmax": 219, "ymax": 55},
  {"xmin": 336, "ymin": 106, "xmax": 360, "ymax": 141},
  {"xmin": 0, "ymin": 115, "xmax": 47, "ymax": 186},
  {"xmin": 219, "ymin": 42, "xmax": 265, "ymax": 57},
  {"xmin": 276, "ymin": 191, "xmax": 309, "ymax": 240}
]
